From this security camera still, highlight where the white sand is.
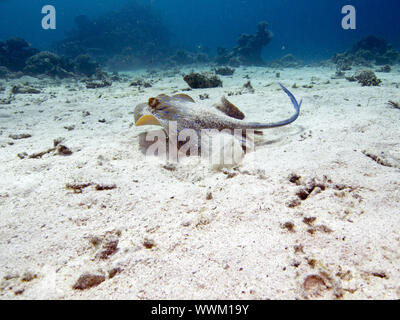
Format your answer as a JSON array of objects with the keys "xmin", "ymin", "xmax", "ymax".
[{"xmin": 0, "ymin": 65, "xmax": 399, "ymax": 299}]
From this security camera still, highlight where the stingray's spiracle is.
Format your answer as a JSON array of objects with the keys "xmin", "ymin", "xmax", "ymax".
[{"xmin": 148, "ymin": 97, "xmax": 160, "ymax": 109}]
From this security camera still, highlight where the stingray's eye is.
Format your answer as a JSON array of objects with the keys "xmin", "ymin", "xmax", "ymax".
[{"xmin": 148, "ymin": 98, "xmax": 160, "ymax": 109}]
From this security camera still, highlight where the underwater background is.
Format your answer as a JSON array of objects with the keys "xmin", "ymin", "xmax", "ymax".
[{"xmin": 0, "ymin": 0, "xmax": 399, "ymax": 65}]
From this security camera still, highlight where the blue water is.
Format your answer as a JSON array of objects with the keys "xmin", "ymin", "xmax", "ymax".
[{"xmin": 0, "ymin": 0, "xmax": 399, "ymax": 62}]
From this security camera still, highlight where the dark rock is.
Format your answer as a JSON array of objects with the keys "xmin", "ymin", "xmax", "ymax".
[
  {"xmin": 377, "ymin": 64, "xmax": 391, "ymax": 73},
  {"xmin": 303, "ymin": 274, "xmax": 329, "ymax": 296},
  {"xmin": 143, "ymin": 238, "xmax": 156, "ymax": 249},
  {"xmin": 86, "ymin": 80, "xmax": 112, "ymax": 89},
  {"xmin": 94, "ymin": 184, "xmax": 116, "ymax": 191},
  {"xmin": 283, "ymin": 221, "xmax": 295, "ymax": 232},
  {"xmin": 56, "ymin": 144, "xmax": 73, "ymax": 156},
  {"xmin": 346, "ymin": 70, "xmax": 381, "ymax": 86},
  {"xmin": 214, "ymin": 66, "xmax": 235, "ymax": 76},
  {"xmin": 199, "ymin": 93, "xmax": 209, "ymax": 100},
  {"xmin": 183, "ymin": 72, "xmax": 222, "ymax": 89},
  {"xmin": 108, "ymin": 268, "xmax": 122, "ymax": 279},
  {"xmin": 72, "ymin": 274, "xmax": 105, "ymax": 290},
  {"xmin": 21, "ymin": 272, "xmax": 37, "ymax": 282},
  {"xmin": 9, "ymin": 133, "xmax": 32, "ymax": 140},
  {"xmin": 97, "ymin": 239, "xmax": 119, "ymax": 260},
  {"xmin": 66, "ymin": 182, "xmax": 92, "ymax": 193},
  {"xmin": 11, "ymin": 85, "xmax": 41, "ymax": 94},
  {"xmin": 130, "ymin": 79, "xmax": 152, "ymax": 88}
]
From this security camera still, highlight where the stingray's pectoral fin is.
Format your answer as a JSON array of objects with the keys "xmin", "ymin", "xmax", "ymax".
[
  {"xmin": 215, "ymin": 96, "xmax": 245, "ymax": 120},
  {"xmin": 172, "ymin": 93, "xmax": 195, "ymax": 103},
  {"xmin": 135, "ymin": 114, "xmax": 161, "ymax": 126}
]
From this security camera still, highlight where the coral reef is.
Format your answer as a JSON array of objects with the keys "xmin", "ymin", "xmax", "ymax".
[
  {"xmin": 333, "ymin": 35, "xmax": 399, "ymax": 71},
  {"xmin": 23, "ymin": 52, "xmax": 99, "ymax": 78},
  {"xmin": 215, "ymin": 22, "xmax": 273, "ymax": 66},
  {"xmin": 346, "ymin": 70, "xmax": 382, "ymax": 86},
  {"xmin": 0, "ymin": 38, "xmax": 39, "ymax": 72},
  {"xmin": 0, "ymin": 36, "xmax": 100, "ymax": 79},
  {"xmin": 23, "ymin": 52, "xmax": 75, "ymax": 78},
  {"xmin": 55, "ymin": 2, "xmax": 169, "ymax": 69},
  {"xmin": 269, "ymin": 54, "xmax": 303, "ymax": 68},
  {"xmin": 350, "ymin": 36, "xmax": 399, "ymax": 65},
  {"xmin": 183, "ymin": 72, "xmax": 222, "ymax": 89}
]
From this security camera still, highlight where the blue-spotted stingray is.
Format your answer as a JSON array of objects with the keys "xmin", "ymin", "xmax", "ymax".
[{"xmin": 134, "ymin": 83, "xmax": 302, "ymax": 147}]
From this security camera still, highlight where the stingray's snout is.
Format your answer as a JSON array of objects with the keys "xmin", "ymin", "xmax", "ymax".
[
  {"xmin": 134, "ymin": 102, "xmax": 161, "ymax": 127},
  {"xmin": 135, "ymin": 114, "xmax": 161, "ymax": 126}
]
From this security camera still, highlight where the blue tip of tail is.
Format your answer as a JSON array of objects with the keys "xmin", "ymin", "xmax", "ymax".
[{"xmin": 279, "ymin": 83, "xmax": 301, "ymax": 112}]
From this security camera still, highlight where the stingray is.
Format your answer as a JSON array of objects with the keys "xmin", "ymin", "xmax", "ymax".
[{"xmin": 134, "ymin": 83, "xmax": 302, "ymax": 150}]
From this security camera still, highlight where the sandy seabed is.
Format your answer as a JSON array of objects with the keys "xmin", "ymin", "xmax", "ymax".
[{"xmin": 0, "ymin": 65, "xmax": 399, "ymax": 299}]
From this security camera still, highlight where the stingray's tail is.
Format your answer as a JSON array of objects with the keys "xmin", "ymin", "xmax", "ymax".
[
  {"xmin": 279, "ymin": 83, "xmax": 302, "ymax": 114},
  {"xmin": 246, "ymin": 83, "xmax": 302, "ymax": 129}
]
